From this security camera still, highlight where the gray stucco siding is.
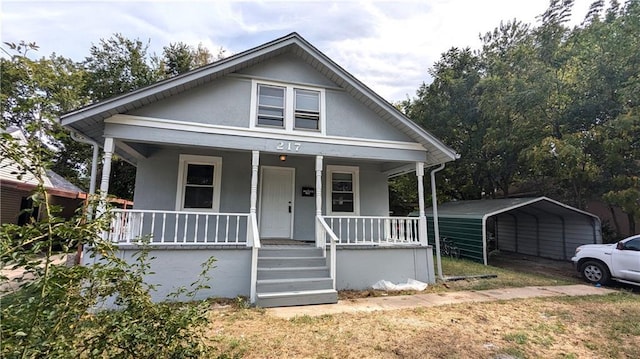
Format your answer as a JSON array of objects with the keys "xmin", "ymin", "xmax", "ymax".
[
  {"xmin": 129, "ymin": 77, "xmax": 252, "ymax": 128},
  {"xmin": 121, "ymin": 52, "xmax": 417, "ymax": 145},
  {"xmin": 112, "ymin": 247, "xmax": 251, "ymax": 302},
  {"xmin": 133, "ymin": 147, "xmax": 251, "ymax": 213},
  {"xmin": 325, "ymin": 90, "xmax": 414, "ymax": 142},
  {"xmin": 358, "ymin": 167, "xmax": 390, "ymax": 216},
  {"xmin": 335, "ymin": 246, "xmax": 435, "ymax": 290},
  {"xmin": 98, "ymin": 245, "xmax": 434, "ymax": 303},
  {"xmin": 131, "ymin": 147, "xmax": 392, "ymax": 241},
  {"xmin": 105, "ymin": 123, "xmax": 428, "ymax": 162},
  {"xmin": 237, "ymin": 52, "xmax": 338, "ymax": 88},
  {"xmin": 133, "ymin": 149, "xmax": 180, "ymax": 210}
]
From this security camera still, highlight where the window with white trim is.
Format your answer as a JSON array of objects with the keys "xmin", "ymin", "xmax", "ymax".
[
  {"xmin": 294, "ymin": 89, "xmax": 320, "ymax": 130},
  {"xmin": 176, "ymin": 155, "xmax": 222, "ymax": 211},
  {"xmin": 326, "ymin": 165, "xmax": 359, "ymax": 215},
  {"xmin": 257, "ymin": 85, "xmax": 285, "ymax": 128},
  {"xmin": 252, "ymin": 80, "xmax": 325, "ymax": 133}
]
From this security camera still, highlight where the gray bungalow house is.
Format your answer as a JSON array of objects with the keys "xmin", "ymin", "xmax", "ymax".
[{"xmin": 61, "ymin": 33, "xmax": 458, "ymax": 307}]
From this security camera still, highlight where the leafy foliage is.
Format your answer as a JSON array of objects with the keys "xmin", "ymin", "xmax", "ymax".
[
  {"xmin": 406, "ymin": 0, "xmax": 640, "ymax": 237},
  {"xmin": 158, "ymin": 41, "xmax": 225, "ymax": 77},
  {"xmin": 1, "ymin": 35, "xmax": 226, "ymax": 200},
  {"xmin": 1, "ymin": 121, "xmax": 216, "ymax": 357}
]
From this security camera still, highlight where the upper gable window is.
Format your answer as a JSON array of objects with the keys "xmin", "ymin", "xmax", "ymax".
[
  {"xmin": 257, "ymin": 85, "xmax": 285, "ymax": 128},
  {"xmin": 294, "ymin": 89, "xmax": 320, "ymax": 130},
  {"xmin": 251, "ymin": 80, "xmax": 325, "ymax": 134}
]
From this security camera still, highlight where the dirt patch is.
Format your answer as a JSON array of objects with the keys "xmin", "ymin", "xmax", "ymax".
[{"xmin": 488, "ymin": 251, "xmax": 580, "ymax": 281}]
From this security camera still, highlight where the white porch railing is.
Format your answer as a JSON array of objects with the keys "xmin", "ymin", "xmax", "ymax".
[
  {"xmin": 247, "ymin": 213, "xmax": 260, "ymax": 303},
  {"xmin": 316, "ymin": 216, "xmax": 339, "ymax": 289},
  {"xmin": 323, "ymin": 216, "xmax": 420, "ymax": 245},
  {"xmin": 108, "ymin": 209, "xmax": 251, "ymax": 245}
]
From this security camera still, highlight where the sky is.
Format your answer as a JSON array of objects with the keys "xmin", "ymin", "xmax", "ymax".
[{"xmin": 1, "ymin": 0, "xmax": 595, "ymax": 102}]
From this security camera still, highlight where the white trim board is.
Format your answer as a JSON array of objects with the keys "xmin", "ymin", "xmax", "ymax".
[
  {"xmin": 106, "ymin": 114, "xmax": 426, "ymax": 151},
  {"xmin": 249, "ymin": 79, "xmax": 327, "ymax": 135},
  {"xmin": 175, "ymin": 154, "xmax": 223, "ymax": 212},
  {"xmin": 325, "ymin": 165, "xmax": 360, "ymax": 216}
]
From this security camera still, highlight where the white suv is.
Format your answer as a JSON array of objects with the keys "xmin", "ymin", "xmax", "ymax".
[{"xmin": 571, "ymin": 234, "xmax": 640, "ymax": 286}]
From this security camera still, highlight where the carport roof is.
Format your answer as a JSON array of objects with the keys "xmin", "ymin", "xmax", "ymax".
[{"xmin": 426, "ymin": 197, "xmax": 600, "ymax": 220}]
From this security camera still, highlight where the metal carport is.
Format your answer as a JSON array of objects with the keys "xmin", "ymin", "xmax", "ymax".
[{"xmin": 426, "ymin": 197, "xmax": 602, "ymax": 264}]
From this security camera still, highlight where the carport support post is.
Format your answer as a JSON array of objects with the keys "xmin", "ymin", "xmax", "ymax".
[
  {"xmin": 416, "ymin": 162, "xmax": 427, "ymax": 246},
  {"xmin": 431, "ymin": 163, "xmax": 446, "ymax": 281}
]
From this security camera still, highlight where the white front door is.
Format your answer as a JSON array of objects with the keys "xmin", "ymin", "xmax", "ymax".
[{"xmin": 259, "ymin": 166, "xmax": 295, "ymax": 238}]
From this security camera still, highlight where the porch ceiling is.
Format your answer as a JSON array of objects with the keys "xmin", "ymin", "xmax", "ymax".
[{"xmin": 110, "ymin": 138, "xmax": 420, "ymax": 172}]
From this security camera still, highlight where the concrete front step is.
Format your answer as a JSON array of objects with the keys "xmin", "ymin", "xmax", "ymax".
[
  {"xmin": 257, "ymin": 266, "xmax": 330, "ymax": 280},
  {"xmin": 258, "ymin": 247, "xmax": 323, "ymax": 258},
  {"xmin": 255, "ymin": 246, "xmax": 336, "ymax": 307},
  {"xmin": 257, "ymin": 277, "xmax": 334, "ymax": 293},
  {"xmin": 256, "ymin": 289, "xmax": 338, "ymax": 308},
  {"xmin": 258, "ymin": 256, "xmax": 327, "ymax": 268}
]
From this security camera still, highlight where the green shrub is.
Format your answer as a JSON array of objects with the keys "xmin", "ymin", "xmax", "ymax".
[{"xmin": 1, "ymin": 129, "xmax": 215, "ymax": 358}]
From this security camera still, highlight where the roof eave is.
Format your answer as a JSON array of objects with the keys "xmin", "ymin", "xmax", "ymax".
[
  {"xmin": 60, "ymin": 33, "xmax": 302, "ymax": 126},
  {"xmin": 60, "ymin": 32, "xmax": 458, "ymax": 163}
]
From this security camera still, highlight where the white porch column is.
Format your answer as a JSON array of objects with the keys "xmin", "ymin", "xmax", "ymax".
[
  {"xmin": 250, "ymin": 151, "xmax": 260, "ymax": 214},
  {"xmin": 416, "ymin": 162, "xmax": 428, "ymax": 246},
  {"xmin": 315, "ymin": 156, "xmax": 323, "ymax": 247},
  {"xmin": 315, "ymin": 156, "xmax": 323, "ymax": 216},
  {"xmin": 97, "ymin": 137, "xmax": 115, "ymax": 215}
]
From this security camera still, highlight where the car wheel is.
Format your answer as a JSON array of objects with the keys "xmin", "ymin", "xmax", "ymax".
[{"xmin": 580, "ymin": 260, "xmax": 611, "ymax": 285}]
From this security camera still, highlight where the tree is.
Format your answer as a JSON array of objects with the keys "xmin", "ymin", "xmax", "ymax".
[
  {"xmin": 403, "ymin": 0, "xmax": 639, "ymax": 236},
  {"xmin": 81, "ymin": 34, "xmax": 160, "ymax": 200},
  {"xmin": 83, "ymin": 33, "xmax": 159, "ymax": 101},
  {"xmin": 1, "ymin": 41, "xmax": 92, "ymax": 189},
  {"xmin": 158, "ymin": 41, "xmax": 226, "ymax": 77},
  {"xmin": 81, "ymin": 34, "xmax": 227, "ymax": 200},
  {"xmin": 405, "ymin": 47, "xmax": 486, "ymax": 201},
  {"xmin": 3, "ymin": 35, "xmax": 226, "ymax": 201},
  {"xmin": 477, "ymin": 19, "xmax": 538, "ymax": 198},
  {"xmin": 1, "ymin": 103, "xmax": 215, "ymax": 358}
]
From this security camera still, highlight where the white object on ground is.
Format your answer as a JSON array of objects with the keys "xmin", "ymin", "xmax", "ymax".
[{"xmin": 371, "ymin": 279, "xmax": 428, "ymax": 291}]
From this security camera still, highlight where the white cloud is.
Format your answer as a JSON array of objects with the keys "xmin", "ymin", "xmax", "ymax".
[{"xmin": 1, "ymin": 0, "xmax": 596, "ymax": 102}]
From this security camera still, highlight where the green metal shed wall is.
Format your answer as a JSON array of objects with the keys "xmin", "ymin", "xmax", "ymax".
[{"xmin": 427, "ymin": 216, "xmax": 484, "ymax": 263}]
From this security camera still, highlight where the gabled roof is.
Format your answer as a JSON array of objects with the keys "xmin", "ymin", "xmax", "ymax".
[
  {"xmin": 60, "ymin": 32, "xmax": 458, "ymax": 165},
  {"xmin": 1, "ymin": 128, "xmax": 85, "ymax": 199},
  {"xmin": 426, "ymin": 197, "xmax": 600, "ymax": 220}
]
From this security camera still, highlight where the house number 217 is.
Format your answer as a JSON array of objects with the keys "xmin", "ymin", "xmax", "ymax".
[{"xmin": 276, "ymin": 141, "xmax": 301, "ymax": 152}]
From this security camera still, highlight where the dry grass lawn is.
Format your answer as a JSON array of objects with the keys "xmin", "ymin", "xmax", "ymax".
[
  {"xmin": 205, "ymin": 258, "xmax": 639, "ymax": 358},
  {"xmin": 207, "ymin": 293, "xmax": 639, "ymax": 358}
]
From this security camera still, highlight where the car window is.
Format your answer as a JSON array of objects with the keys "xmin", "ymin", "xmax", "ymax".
[{"xmin": 624, "ymin": 238, "xmax": 640, "ymax": 251}]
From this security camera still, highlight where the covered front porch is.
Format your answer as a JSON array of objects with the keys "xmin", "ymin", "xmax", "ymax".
[{"xmin": 98, "ymin": 140, "xmax": 436, "ymax": 306}]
